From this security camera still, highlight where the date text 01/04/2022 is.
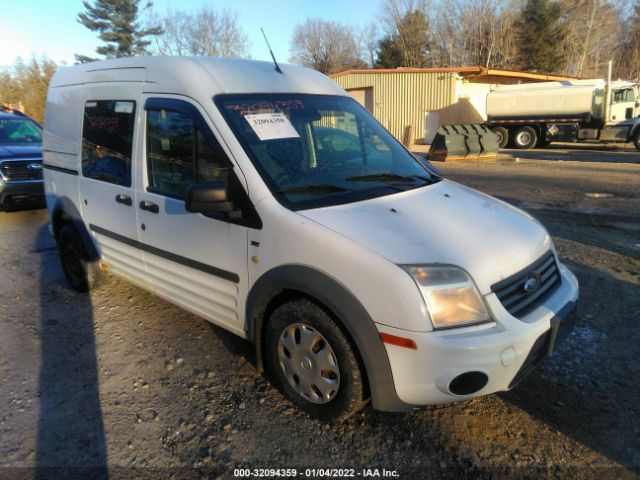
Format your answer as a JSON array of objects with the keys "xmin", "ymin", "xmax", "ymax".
[{"xmin": 233, "ymin": 468, "xmax": 400, "ymax": 477}]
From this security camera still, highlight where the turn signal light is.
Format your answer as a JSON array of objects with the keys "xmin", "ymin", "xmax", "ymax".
[{"xmin": 380, "ymin": 332, "xmax": 418, "ymax": 350}]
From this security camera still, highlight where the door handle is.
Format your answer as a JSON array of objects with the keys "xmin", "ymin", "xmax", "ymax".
[
  {"xmin": 139, "ymin": 200, "xmax": 159, "ymax": 214},
  {"xmin": 115, "ymin": 194, "xmax": 132, "ymax": 206}
]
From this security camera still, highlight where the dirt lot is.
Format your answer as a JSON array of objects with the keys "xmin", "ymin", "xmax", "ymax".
[{"xmin": 0, "ymin": 145, "xmax": 639, "ymax": 479}]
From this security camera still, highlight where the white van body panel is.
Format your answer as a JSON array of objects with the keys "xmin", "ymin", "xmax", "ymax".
[{"xmin": 43, "ymin": 57, "xmax": 579, "ymax": 411}]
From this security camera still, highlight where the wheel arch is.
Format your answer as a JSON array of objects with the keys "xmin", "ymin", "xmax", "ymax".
[
  {"xmin": 50, "ymin": 196, "xmax": 100, "ymax": 262},
  {"xmin": 245, "ymin": 264, "xmax": 413, "ymax": 412}
]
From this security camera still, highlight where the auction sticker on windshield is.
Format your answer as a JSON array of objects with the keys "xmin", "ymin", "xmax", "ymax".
[{"xmin": 244, "ymin": 113, "xmax": 300, "ymax": 141}]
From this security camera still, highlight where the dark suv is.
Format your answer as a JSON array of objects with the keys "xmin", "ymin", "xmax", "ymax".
[{"xmin": 0, "ymin": 109, "xmax": 44, "ymax": 210}]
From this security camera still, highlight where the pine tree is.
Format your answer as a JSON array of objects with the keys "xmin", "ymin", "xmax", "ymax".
[
  {"xmin": 515, "ymin": 0, "xmax": 566, "ymax": 73},
  {"xmin": 375, "ymin": 36, "xmax": 403, "ymax": 69},
  {"xmin": 395, "ymin": 10, "xmax": 432, "ymax": 67},
  {"xmin": 375, "ymin": 9, "xmax": 432, "ymax": 68},
  {"xmin": 76, "ymin": 0, "xmax": 162, "ymax": 63}
]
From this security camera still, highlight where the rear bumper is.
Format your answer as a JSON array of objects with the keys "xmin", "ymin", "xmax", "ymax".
[{"xmin": 0, "ymin": 180, "xmax": 45, "ymax": 210}]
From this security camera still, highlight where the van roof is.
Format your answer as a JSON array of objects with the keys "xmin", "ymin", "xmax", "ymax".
[{"xmin": 50, "ymin": 56, "xmax": 346, "ymax": 98}]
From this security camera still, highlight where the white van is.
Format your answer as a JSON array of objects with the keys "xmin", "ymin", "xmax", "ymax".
[{"xmin": 43, "ymin": 57, "xmax": 578, "ymax": 420}]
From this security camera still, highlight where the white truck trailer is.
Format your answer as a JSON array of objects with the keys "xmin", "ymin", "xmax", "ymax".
[{"xmin": 486, "ymin": 79, "xmax": 640, "ymax": 151}]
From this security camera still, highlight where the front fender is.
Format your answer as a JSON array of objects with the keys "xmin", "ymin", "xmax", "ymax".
[{"xmin": 245, "ymin": 264, "xmax": 413, "ymax": 412}]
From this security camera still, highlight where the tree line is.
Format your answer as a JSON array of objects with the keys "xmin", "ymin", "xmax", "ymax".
[
  {"xmin": 1, "ymin": 0, "xmax": 639, "ymax": 122},
  {"xmin": 292, "ymin": 0, "xmax": 640, "ymax": 80}
]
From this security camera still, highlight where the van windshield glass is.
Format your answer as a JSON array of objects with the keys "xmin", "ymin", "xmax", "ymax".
[{"xmin": 215, "ymin": 94, "xmax": 440, "ymax": 210}]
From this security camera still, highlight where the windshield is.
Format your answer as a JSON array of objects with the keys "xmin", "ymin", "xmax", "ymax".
[
  {"xmin": 0, "ymin": 117, "xmax": 42, "ymax": 145},
  {"xmin": 215, "ymin": 94, "xmax": 440, "ymax": 210}
]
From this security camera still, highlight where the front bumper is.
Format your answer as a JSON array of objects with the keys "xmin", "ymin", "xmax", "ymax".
[
  {"xmin": 377, "ymin": 264, "xmax": 579, "ymax": 406},
  {"xmin": 508, "ymin": 299, "xmax": 577, "ymax": 388},
  {"xmin": 0, "ymin": 180, "xmax": 45, "ymax": 210}
]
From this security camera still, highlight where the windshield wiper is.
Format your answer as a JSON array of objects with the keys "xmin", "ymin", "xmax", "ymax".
[
  {"xmin": 275, "ymin": 184, "xmax": 350, "ymax": 195},
  {"xmin": 346, "ymin": 173, "xmax": 431, "ymax": 183}
]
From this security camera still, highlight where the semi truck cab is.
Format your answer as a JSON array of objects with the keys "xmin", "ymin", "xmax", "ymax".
[{"xmin": 608, "ymin": 84, "xmax": 640, "ymax": 124}]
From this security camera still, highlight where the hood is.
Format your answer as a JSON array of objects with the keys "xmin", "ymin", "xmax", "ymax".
[
  {"xmin": 299, "ymin": 180, "xmax": 553, "ymax": 295},
  {"xmin": 0, "ymin": 145, "xmax": 42, "ymax": 160}
]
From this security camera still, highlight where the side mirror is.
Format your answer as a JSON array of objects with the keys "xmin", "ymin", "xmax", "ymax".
[{"xmin": 186, "ymin": 182, "xmax": 237, "ymax": 217}]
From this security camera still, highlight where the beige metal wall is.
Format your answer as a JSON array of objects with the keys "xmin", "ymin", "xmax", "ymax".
[{"xmin": 333, "ymin": 72, "xmax": 457, "ymax": 143}]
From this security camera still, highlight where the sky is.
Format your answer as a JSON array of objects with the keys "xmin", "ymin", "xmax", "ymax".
[{"xmin": 0, "ymin": 0, "xmax": 380, "ymax": 67}]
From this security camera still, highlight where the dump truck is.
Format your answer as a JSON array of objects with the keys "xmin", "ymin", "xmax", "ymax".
[{"xmin": 486, "ymin": 79, "xmax": 640, "ymax": 151}]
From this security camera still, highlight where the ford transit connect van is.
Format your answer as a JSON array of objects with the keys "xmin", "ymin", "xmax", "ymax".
[{"xmin": 43, "ymin": 57, "xmax": 578, "ymax": 420}]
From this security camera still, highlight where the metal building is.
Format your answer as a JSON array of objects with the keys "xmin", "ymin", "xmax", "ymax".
[{"xmin": 330, "ymin": 66, "xmax": 574, "ymax": 146}]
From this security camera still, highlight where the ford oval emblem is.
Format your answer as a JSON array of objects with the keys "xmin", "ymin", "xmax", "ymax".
[
  {"xmin": 523, "ymin": 273, "xmax": 542, "ymax": 294},
  {"xmin": 27, "ymin": 162, "xmax": 42, "ymax": 170}
]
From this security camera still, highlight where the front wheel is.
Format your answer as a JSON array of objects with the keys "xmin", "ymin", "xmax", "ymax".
[
  {"xmin": 265, "ymin": 299, "xmax": 366, "ymax": 421},
  {"xmin": 512, "ymin": 126, "xmax": 538, "ymax": 149}
]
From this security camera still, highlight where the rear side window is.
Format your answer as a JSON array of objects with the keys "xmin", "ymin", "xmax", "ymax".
[
  {"xmin": 146, "ymin": 107, "xmax": 230, "ymax": 199},
  {"xmin": 82, "ymin": 100, "xmax": 136, "ymax": 187}
]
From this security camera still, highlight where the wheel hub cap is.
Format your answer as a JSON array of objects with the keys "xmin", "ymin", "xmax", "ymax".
[
  {"xmin": 300, "ymin": 357, "xmax": 312, "ymax": 370},
  {"xmin": 277, "ymin": 323, "xmax": 340, "ymax": 404}
]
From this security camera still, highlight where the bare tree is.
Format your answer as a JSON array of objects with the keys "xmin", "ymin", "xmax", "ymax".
[
  {"xmin": 365, "ymin": 0, "xmax": 631, "ymax": 76},
  {"xmin": 290, "ymin": 18, "xmax": 364, "ymax": 74},
  {"xmin": 559, "ymin": 0, "xmax": 621, "ymax": 77},
  {"xmin": 431, "ymin": 0, "xmax": 521, "ymax": 68},
  {"xmin": 614, "ymin": 0, "xmax": 640, "ymax": 79},
  {"xmin": 359, "ymin": 23, "xmax": 381, "ymax": 67},
  {"xmin": 153, "ymin": 6, "xmax": 249, "ymax": 58}
]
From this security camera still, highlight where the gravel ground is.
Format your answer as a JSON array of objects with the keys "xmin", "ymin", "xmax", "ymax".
[{"xmin": 0, "ymin": 145, "xmax": 639, "ymax": 479}]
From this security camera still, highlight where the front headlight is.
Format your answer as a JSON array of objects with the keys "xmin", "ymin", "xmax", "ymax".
[{"xmin": 403, "ymin": 266, "xmax": 492, "ymax": 329}]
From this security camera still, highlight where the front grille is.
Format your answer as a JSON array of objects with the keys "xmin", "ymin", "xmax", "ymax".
[
  {"xmin": 0, "ymin": 160, "xmax": 43, "ymax": 181},
  {"xmin": 492, "ymin": 251, "xmax": 561, "ymax": 318}
]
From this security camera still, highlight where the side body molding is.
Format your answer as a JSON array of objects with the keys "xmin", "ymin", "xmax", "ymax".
[{"xmin": 246, "ymin": 264, "xmax": 413, "ymax": 412}]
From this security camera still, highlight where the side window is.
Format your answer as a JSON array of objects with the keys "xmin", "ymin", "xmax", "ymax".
[
  {"xmin": 613, "ymin": 88, "xmax": 635, "ymax": 104},
  {"xmin": 82, "ymin": 100, "xmax": 135, "ymax": 187},
  {"xmin": 146, "ymin": 107, "xmax": 230, "ymax": 199}
]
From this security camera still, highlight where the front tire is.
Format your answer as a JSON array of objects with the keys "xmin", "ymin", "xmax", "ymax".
[
  {"xmin": 513, "ymin": 126, "xmax": 538, "ymax": 149},
  {"xmin": 265, "ymin": 299, "xmax": 366, "ymax": 421},
  {"xmin": 58, "ymin": 224, "xmax": 102, "ymax": 292}
]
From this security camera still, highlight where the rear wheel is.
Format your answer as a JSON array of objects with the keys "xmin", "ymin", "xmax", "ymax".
[
  {"xmin": 492, "ymin": 126, "xmax": 509, "ymax": 149},
  {"xmin": 512, "ymin": 126, "xmax": 538, "ymax": 149},
  {"xmin": 265, "ymin": 299, "xmax": 366, "ymax": 421},
  {"xmin": 58, "ymin": 224, "xmax": 102, "ymax": 292}
]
